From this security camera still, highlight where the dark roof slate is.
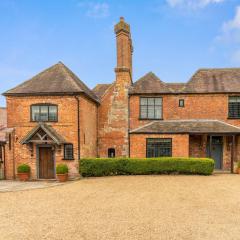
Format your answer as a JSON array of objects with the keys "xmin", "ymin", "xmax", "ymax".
[
  {"xmin": 3, "ymin": 62, "xmax": 99, "ymax": 103},
  {"xmin": 129, "ymin": 72, "xmax": 171, "ymax": 94},
  {"xmin": 92, "ymin": 84, "xmax": 111, "ymax": 98},
  {"xmin": 130, "ymin": 120, "xmax": 240, "ymax": 134},
  {"xmin": 130, "ymin": 68, "xmax": 240, "ymax": 94}
]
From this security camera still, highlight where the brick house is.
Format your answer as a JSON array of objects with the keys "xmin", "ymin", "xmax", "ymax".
[{"xmin": 2, "ymin": 17, "xmax": 240, "ymax": 179}]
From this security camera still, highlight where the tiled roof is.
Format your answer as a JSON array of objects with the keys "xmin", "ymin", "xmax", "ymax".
[
  {"xmin": 3, "ymin": 62, "xmax": 99, "ymax": 103},
  {"xmin": 130, "ymin": 68, "xmax": 240, "ymax": 94},
  {"xmin": 130, "ymin": 120, "xmax": 240, "ymax": 134},
  {"xmin": 92, "ymin": 84, "xmax": 111, "ymax": 99},
  {"xmin": 129, "ymin": 72, "xmax": 171, "ymax": 94}
]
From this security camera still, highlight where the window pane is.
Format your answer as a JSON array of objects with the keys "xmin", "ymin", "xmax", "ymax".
[
  {"xmin": 148, "ymin": 106, "xmax": 154, "ymax": 118},
  {"xmin": 147, "ymin": 139, "xmax": 172, "ymax": 158},
  {"xmin": 179, "ymin": 99, "xmax": 184, "ymax": 107},
  {"xmin": 155, "ymin": 107, "xmax": 162, "ymax": 119},
  {"xmin": 40, "ymin": 106, "xmax": 48, "ymax": 121},
  {"xmin": 32, "ymin": 106, "xmax": 40, "ymax": 121},
  {"xmin": 140, "ymin": 105, "xmax": 147, "ymax": 118},
  {"xmin": 140, "ymin": 98, "xmax": 148, "ymax": 105},
  {"xmin": 229, "ymin": 97, "xmax": 240, "ymax": 118},
  {"xmin": 155, "ymin": 98, "xmax": 162, "ymax": 105},
  {"xmin": 64, "ymin": 144, "xmax": 73, "ymax": 159},
  {"xmin": 148, "ymin": 98, "xmax": 154, "ymax": 105},
  {"xmin": 49, "ymin": 106, "xmax": 57, "ymax": 121}
]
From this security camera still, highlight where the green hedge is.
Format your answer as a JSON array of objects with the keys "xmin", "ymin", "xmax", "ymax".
[{"xmin": 80, "ymin": 157, "xmax": 214, "ymax": 177}]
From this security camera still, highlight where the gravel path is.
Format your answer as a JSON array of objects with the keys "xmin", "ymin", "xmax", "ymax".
[{"xmin": 0, "ymin": 174, "xmax": 240, "ymax": 240}]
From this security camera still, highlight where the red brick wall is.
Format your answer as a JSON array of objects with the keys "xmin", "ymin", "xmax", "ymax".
[
  {"xmin": 97, "ymin": 71, "xmax": 131, "ymax": 157},
  {"xmin": 5, "ymin": 95, "xmax": 97, "ymax": 179},
  {"xmin": 130, "ymin": 94, "xmax": 240, "ymax": 130},
  {"xmin": 130, "ymin": 134, "xmax": 189, "ymax": 158},
  {"xmin": 80, "ymin": 95, "xmax": 97, "ymax": 157}
]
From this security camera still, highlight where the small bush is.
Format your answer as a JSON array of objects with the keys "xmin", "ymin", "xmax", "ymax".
[
  {"xmin": 56, "ymin": 164, "xmax": 68, "ymax": 174},
  {"xmin": 80, "ymin": 157, "xmax": 214, "ymax": 177},
  {"xmin": 17, "ymin": 164, "xmax": 30, "ymax": 173},
  {"xmin": 237, "ymin": 161, "xmax": 240, "ymax": 168}
]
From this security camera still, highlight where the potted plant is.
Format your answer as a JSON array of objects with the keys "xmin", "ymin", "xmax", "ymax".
[
  {"xmin": 17, "ymin": 164, "xmax": 30, "ymax": 181},
  {"xmin": 56, "ymin": 164, "xmax": 68, "ymax": 182}
]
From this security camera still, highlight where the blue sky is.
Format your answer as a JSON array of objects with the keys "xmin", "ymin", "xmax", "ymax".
[{"xmin": 0, "ymin": 0, "xmax": 240, "ymax": 106}]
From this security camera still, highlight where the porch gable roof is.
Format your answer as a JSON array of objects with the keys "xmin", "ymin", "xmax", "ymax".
[
  {"xmin": 130, "ymin": 120, "xmax": 240, "ymax": 134},
  {"xmin": 20, "ymin": 123, "xmax": 67, "ymax": 145}
]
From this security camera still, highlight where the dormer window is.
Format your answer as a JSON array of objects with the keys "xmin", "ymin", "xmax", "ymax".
[
  {"xmin": 31, "ymin": 104, "xmax": 58, "ymax": 122},
  {"xmin": 140, "ymin": 97, "xmax": 162, "ymax": 119}
]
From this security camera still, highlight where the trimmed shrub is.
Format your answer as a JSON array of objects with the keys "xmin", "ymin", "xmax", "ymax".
[
  {"xmin": 80, "ymin": 157, "xmax": 214, "ymax": 177},
  {"xmin": 56, "ymin": 164, "xmax": 68, "ymax": 174},
  {"xmin": 17, "ymin": 164, "xmax": 30, "ymax": 173}
]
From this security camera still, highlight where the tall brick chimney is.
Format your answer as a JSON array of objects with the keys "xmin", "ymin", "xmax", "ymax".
[
  {"xmin": 97, "ymin": 17, "xmax": 133, "ymax": 158},
  {"xmin": 114, "ymin": 17, "xmax": 133, "ymax": 81}
]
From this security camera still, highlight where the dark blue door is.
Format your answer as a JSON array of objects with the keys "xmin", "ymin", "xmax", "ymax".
[{"xmin": 207, "ymin": 136, "xmax": 223, "ymax": 169}]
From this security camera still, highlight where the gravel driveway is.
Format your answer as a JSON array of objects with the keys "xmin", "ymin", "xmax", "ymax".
[{"xmin": 0, "ymin": 174, "xmax": 240, "ymax": 240}]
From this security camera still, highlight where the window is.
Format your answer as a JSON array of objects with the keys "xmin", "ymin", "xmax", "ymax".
[
  {"xmin": 179, "ymin": 99, "xmax": 184, "ymax": 107},
  {"xmin": 108, "ymin": 148, "xmax": 115, "ymax": 158},
  {"xmin": 229, "ymin": 96, "xmax": 240, "ymax": 119},
  {"xmin": 31, "ymin": 104, "xmax": 58, "ymax": 122},
  {"xmin": 146, "ymin": 138, "xmax": 172, "ymax": 157},
  {"xmin": 140, "ymin": 97, "xmax": 162, "ymax": 119},
  {"xmin": 64, "ymin": 144, "xmax": 74, "ymax": 160}
]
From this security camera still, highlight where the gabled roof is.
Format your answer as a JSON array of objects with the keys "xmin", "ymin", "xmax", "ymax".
[
  {"xmin": 130, "ymin": 68, "xmax": 240, "ymax": 94},
  {"xmin": 92, "ymin": 84, "xmax": 111, "ymax": 99},
  {"xmin": 20, "ymin": 123, "xmax": 67, "ymax": 145},
  {"xmin": 130, "ymin": 120, "xmax": 240, "ymax": 134},
  {"xmin": 3, "ymin": 62, "xmax": 99, "ymax": 103},
  {"xmin": 129, "ymin": 72, "xmax": 171, "ymax": 94},
  {"xmin": 185, "ymin": 68, "xmax": 240, "ymax": 93}
]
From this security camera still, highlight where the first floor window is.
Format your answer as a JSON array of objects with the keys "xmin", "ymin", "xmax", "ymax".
[
  {"xmin": 140, "ymin": 97, "xmax": 162, "ymax": 119},
  {"xmin": 31, "ymin": 104, "xmax": 58, "ymax": 122},
  {"xmin": 229, "ymin": 96, "xmax": 240, "ymax": 118},
  {"xmin": 179, "ymin": 99, "xmax": 184, "ymax": 107},
  {"xmin": 64, "ymin": 144, "xmax": 74, "ymax": 160},
  {"xmin": 146, "ymin": 138, "xmax": 172, "ymax": 157}
]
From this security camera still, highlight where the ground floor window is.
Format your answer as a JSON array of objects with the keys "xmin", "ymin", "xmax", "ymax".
[
  {"xmin": 64, "ymin": 144, "xmax": 74, "ymax": 160},
  {"xmin": 108, "ymin": 148, "xmax": 115, "ymax": 158},
  {"xmin": 146, "ymin": 138, "xmax": 172, "ymax": 157}
]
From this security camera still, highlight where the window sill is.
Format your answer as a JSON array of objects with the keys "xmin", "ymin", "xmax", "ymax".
[
  {"xmin": 227, "ymin": 117, "xmax": 240, "ymax": 120},
  {"xmin": 30, "ymin": 120, "xmax": 58, "ymax": 123},
  {"xmin": 139, "ymin": 118, "xmax": 163, "ymax": 121},
  {"xmin": 62, "ymin": 158, "xmax": 75, "ymax": 161}
]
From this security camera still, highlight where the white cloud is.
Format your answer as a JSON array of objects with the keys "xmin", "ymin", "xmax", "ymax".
[
  {"xmin": 214, "ymin": 6, "xmax": 240, "ymax": 64},
  {"xmin": 223, "ymin": 6, "xmax": 240, "ymax": 32},
  {"xmin": 217, "ymin": 6, "xmax": 240, "ymax": 43},
  {"xmin": 78, "ymin": 2, "xmax": 110, "ymax": 18},
  {"xmin": 166, "ymin": 0, "xmax": 225, "ymax": 9}
]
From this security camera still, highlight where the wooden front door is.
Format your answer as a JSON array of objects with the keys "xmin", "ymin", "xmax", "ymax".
[{"xmin": 39, "ymin": 147, "xmax": 54, "ymax": 179}]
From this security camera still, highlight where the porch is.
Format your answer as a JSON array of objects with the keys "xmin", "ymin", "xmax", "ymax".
[
  {"xmin": 130, "ymin": 119, "xmax": 240, "ymax": 172},
  {"xmin": 189, "ymin": 134, "xmax": 239, "ymax": 172}
]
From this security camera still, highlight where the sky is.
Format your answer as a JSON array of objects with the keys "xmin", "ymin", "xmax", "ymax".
[{"xmin": 0, "ymin": 0, "xmax": 240, "ymax": 106}]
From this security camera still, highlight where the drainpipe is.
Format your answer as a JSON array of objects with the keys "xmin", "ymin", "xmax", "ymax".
[
  {"xmin": 3, "ymin": 145, "xmax": 6, "ymax": 180},
  {"xmin": 75, "ymin": 96, "xmax": 81, "ymax": 161},
  {"xmin": 128, "ymin": 94, "xmax": 130, "ymax": 158},
  {"xmin": 12, "ymin": 129, "xmax": 16, "ymax": 179}
]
